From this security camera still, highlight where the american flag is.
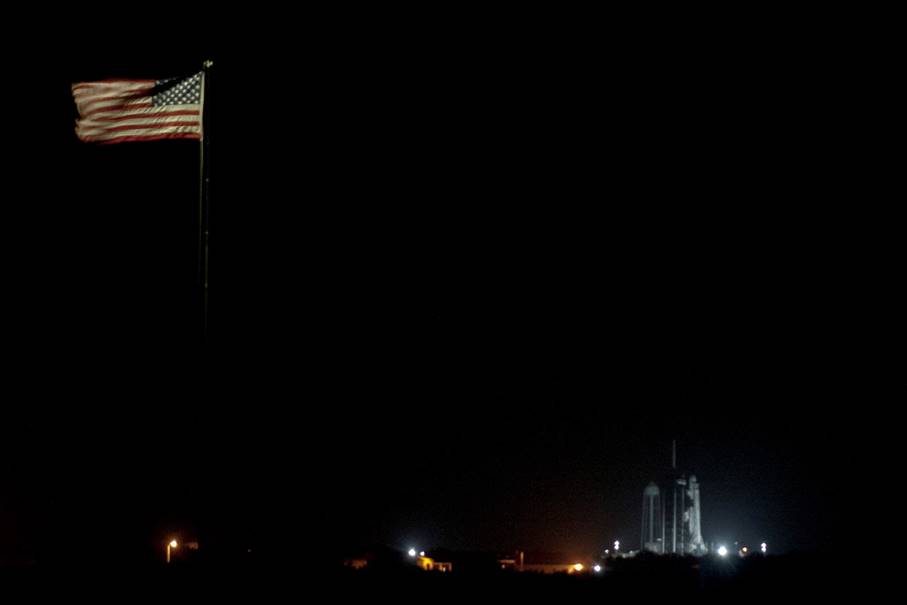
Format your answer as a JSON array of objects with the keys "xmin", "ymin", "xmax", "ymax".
[{"xmin": 71, "ymin": 72, "xmax": 204, "ymax": 144}]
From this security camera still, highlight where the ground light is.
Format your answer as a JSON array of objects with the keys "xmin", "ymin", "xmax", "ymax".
[
  {"xmin": 717, "ymin": 545, "xmax": 728, "ymax": 557},
  {"xmin": 166, "ymin": 540, "xmax": 178, "ymax": 564}
]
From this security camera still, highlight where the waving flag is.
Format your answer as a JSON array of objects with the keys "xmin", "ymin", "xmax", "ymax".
[{"xmin": 71, "ymin": 72, "xmax": 203, "ymax": 144}]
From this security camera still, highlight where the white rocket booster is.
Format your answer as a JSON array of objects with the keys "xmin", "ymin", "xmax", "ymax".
[{"xmin": 686, "ymin": 475, "xmax": 707, "ymax": 554}]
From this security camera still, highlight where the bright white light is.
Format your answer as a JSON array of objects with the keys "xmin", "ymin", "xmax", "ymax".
[
  {"xmin": 760, "ymin": 542, "xmax": 767, "ymax": 554},
  {"xmin": 169, "ymin": 540, "xmax": 178, "ymax": 549},
  {"xmin": 573, "ymin": 563, "xmax": 584, "ymax": 572},
  {"xmin": 613, "ymin": 540, "xmax": 620, "ymax": 551},
  {"xmin": 717, "ymin": 546, "xmax": 728, "ymax": 557},
  {"xmin": 593, "ymin": 564, "xmax": 602, "ymax": 573},
  {"xmin": 419, "ymin": 551, "xmax": 425, "ymax": 556},
  {"xmin": 408, "ymin": 548, "xmax": 417, "ymax": 557}
]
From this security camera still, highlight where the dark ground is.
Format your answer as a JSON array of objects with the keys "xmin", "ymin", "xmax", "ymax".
[{"xmin": 0, "ymin": 552, "xmax": 858, "ymax": 602}]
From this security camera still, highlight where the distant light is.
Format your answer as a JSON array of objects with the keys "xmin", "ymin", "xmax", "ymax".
[
  {"xmin": 420, "ymin": 551, "xmax": 425, "ymax": 557},
  {"xmin": 741, "ymin": 547, "xmax": 748, "ymax": 554},
  {"xmin": 408, "ymin": 548, "xmax": 417, "ymax": 557},
  {"xmin": 717, "ymin": 546, "xmax": 728, "ymax": 557},
  {"xmin": 593, "ymin": 564, "xmax": 602, "ymax": 573},
  {"xmin": 573, "ymin": 563, "xmax": 584, "ymax": 572},
  {"xmin": 761, "ymin": 542, "xmax": 767, "ymax": 554},
  {"xmin": 614, "ymin": 540, "xmax": 620, "ymax": 551},
  {"xmin": 165, "ymin": 539, "xmax": 179, "ymax": 564}
]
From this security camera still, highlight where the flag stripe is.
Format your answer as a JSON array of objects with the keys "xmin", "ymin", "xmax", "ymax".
[
  {"xmin": 71, "ymin": 83, "xmax": 156, "ymax": 98},
  {"xmin": 93, "ymin": 133, "xmax": 201, "ymax": 145},
  {"xmin": 80, "ymin": 101, "xmax": 154, "ymax": 118},
  {"xmin": 77, "ymin": 124, "xmax": 201, "ymax": 143},
  {"xmin": 76, "ymin": 90, "xmax": 153, "ymax": 109},
  {"xmin": 72, "ymin": 79, "xmax": 155, "ymax": 90},
  {"xmin": 78, "ymin": 109, "xmax": 200, "ymax": 124},
  {"xmin": 78, "ymin": 112, "xmax": 189, "ymax": 128},
  {"xmin": 73, "ymin": 82, "xmax": 156, "ymax": 96},
  {"xmin": 82, "ymin": 106, "xmax": 199, "ymax": 121},
  {"xmin": 78, "ymin": 120, "xmax": 202, "ymax": 136},
  {"xmin": 78, "ymin": 116, "xmax": 201, "ymax": 131}
]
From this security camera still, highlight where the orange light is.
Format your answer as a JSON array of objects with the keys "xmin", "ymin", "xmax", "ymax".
[
  {"xmin": 573, "ymin": 563, "xmax": 584, "ymax": 572},
  {"xmin": 169, "ymin": 540, "xmax": 178, "ymax": 549}
]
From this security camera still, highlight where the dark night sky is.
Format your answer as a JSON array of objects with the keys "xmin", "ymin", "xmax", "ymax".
[{"xmin": 0, "ymin": 17, "xmax": 886, "ymax": 567}]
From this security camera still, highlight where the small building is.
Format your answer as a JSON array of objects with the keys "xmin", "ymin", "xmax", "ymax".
[
  {"xmin": 512, "ymin": 551, "xmax": 592, "ymax": 574},
  {"xmin": 521, "ymin": 562, "xmax": 593, "ymax": 574},
  {"xmin": 416, "ymin": 556, "xmax": 452, "ymax": 572},
  {"xmin": 343, "ymin": 558, "xmax": 369, "ymax": 570}
]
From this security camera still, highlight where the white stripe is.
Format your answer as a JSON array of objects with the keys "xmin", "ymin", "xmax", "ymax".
[
  {"xmin": 78, "ymin": 113, "xmax": 200, "ymax": 128},
  {"xmin": 82, "ymin": 104, "xmax": 200, "ymax": 121},
  {"xmin": 75, "ymin": 88, "xmax": 153, "ymax": 106},
  {"xmin": 78, "ymin": 97, "xmax": 153, "ymax": 116},
  {"xmin": 72, "ymin": 82, "xmax": 155, "ymax": 95},
  {"xmin": 73, "ymin": 87, "xmax": 154, "ymax": 105},
  {"xmin": 77, "ymin": 97, "xmax": 151, "ymax": 115},
  {"xmin": 77, "ymin": 125, "xmax": 200, "ymax": 142},
  {"xmin": 77, "ymin": 114, "xmax": 201, "ymax": 134}
]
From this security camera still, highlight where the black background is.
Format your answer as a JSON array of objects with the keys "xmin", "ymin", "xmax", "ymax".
[{"xmin": 0, "ymin": 13, "xmax": 892, "ymax": 570}]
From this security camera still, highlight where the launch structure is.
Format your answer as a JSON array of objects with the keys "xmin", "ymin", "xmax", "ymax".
[{"xmin": 641, "ymin": 441, "xmax": 707, "ymax": 555}]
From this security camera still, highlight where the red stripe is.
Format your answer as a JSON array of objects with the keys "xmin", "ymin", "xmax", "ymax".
[
  {"xmin": 80, "ymin": 121, "xmax": 200, "ymax": 134},
  {"xmin": 80, "ymin": 133, "xmax": 201, "ymax": 145},
  {"xmin": 80, "ymin": 110, "xmax": 200, "ymax": 123},
  {"xmin": 81, "ymin": 102, "xmax": 154, "ymax": 118}
]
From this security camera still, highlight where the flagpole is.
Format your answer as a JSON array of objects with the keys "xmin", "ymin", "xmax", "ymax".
[{"xmin": 199, "ymin": 59, "xmax": 213, "ymax": 343}]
